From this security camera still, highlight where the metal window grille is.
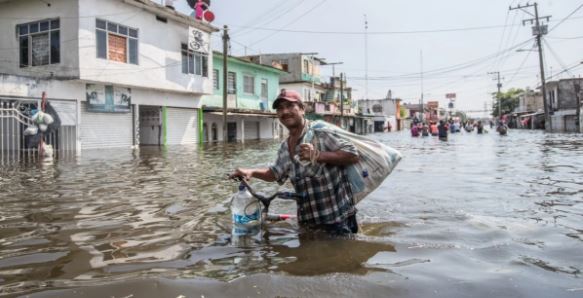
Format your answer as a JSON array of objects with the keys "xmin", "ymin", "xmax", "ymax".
[
  {"xmin": 243, "ymin": 75, "xmax": 254, "ymax": 94},
  {"xmin": 1, "ymin": 98, "xmax": 78, "ymax": 166},
  {"xmin": 17, "ymin": 18, "xmax": 60, "ymax": 68}
]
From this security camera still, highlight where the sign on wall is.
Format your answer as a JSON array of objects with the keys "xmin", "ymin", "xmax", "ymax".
[
  {"xmin": 188, "ymin": 27, "xmax": 209, "ymax": 53},
  {"xmin": 86, "ymin": 84, "xmax": 131, "ymax": 113}
]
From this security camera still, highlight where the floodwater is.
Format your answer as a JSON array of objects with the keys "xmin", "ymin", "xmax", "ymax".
[{"xmin": 1, "ymin": 129, "xmax": 582, "ymax": 297}]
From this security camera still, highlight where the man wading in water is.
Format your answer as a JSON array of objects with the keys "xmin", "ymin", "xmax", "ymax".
[{"xmin": 230, "ymin": 89, "xmax": 360, "ymax": 235}]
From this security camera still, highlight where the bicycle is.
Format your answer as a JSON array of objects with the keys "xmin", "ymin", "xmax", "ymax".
[{"xmin": 230, "ymin": 176, "xmax": 302, "ymax": 222}]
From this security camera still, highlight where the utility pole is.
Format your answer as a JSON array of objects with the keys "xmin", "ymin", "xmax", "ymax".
[
  {"xmin": 510, "ymin": 2, "xmax": 551, "ymax": 131},
  {"xmin": 488, "ymin": 71, "xmax": 502, "ymax": 118},
  {"xmin": 222, "ymin": 25, "xmax": 229, "ymax": 142},
  {"xmin": 325, "ymin": 61, "xmax": 343, "ymax": 79},
  {"xmin": 420, "ymin": 50, "xmax": 424, "ymax": 122},
  {"xmin": 340, "ymin": 72, "xmax": 345, "ymax": 127},
  {"xmin": 576, "ymin": 82, "xmax": 581, "ymax": 133},
  {"xmin": 364, "ymin": 14, "xmax": 368, "ymax": 100}
]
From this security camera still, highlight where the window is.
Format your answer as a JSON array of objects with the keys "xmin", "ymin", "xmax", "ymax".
[
  {"xmin": 17, "ymin": 18, "xmax": 60, "ymax": 67},
  {"xmin": 372, "ymin": 104, "xmax": 383, "ymax": 113},
  {"xmin": 243, "ymin": 75, "xmax": 255, "ymax": 94},
  {"xmin": 260, "ymin": 79, "xmax": 268, "ymax": 99},
  {"xmin": 181, "ymin": 44, "xmax": 208, "ymax": 76},
  {"xmin": 96, "ymin": 19, "xmax": 138, "ymax": 64},
  {"xmin": 213, "ymin": 69, "xmax": 219, "ymax": 90},
  {"xmin": 227, "ymin": 72, "xmax": 236, "ymax": 94}
]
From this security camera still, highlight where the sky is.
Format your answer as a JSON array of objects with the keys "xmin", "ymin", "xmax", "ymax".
[{"xmin": 171, "ymin": 0, "xmax": 582, "ymax": 117}]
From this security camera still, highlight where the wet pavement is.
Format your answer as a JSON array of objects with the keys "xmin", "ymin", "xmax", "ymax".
[{"xmin": 0, "ymin": 129, "xmax": 582, "ymax": 297}]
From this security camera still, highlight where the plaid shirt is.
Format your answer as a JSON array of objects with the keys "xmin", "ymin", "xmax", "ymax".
[{"xmin": 270, "ymin": 123, "xmax": 358, "ymax": 225}]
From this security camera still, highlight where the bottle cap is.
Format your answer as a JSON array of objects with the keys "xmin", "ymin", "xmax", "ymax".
[{"xmin": 238, "ymin": 183, "xmax": 246, "ymax": 191}]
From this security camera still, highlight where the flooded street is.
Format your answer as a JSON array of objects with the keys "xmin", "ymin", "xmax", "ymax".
[{"xmin": 1, "ymin": 130, "xmax": 582, "ymax": 297}]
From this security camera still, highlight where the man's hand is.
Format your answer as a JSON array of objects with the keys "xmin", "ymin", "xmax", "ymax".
[
  {"xmin": 229, "ymin": 168, "xmax": 253, "ymax": 181},
  {"xmin": 299, "ymin": 143, "xmax": 316, "ymax": 161}
]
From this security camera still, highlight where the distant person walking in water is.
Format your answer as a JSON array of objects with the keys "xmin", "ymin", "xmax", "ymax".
[
  {"xmin": 476, "ymin": 121, "xmax": 484, "ymax": 134},
  {"xmin": 437, "ymin": 120, "xmax": 448, "ymax": 141},
  {"xmin": 421, "ymin": 123, "xmax": 430, "ymax": 137},
  {"xmin": 430, "ymin": 122, "xmax": 438, "ymax": 136},
  {"xmin": 411, "ymin": 123, "xmax": 420, "ymax": 137}
]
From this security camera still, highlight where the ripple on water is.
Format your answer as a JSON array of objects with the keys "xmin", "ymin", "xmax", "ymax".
[{"xmin": 1, "ymin": 133, "xmax": 583, "ymax": 296}]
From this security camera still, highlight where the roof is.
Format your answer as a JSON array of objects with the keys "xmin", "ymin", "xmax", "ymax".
[
  {"xmin": 212, "ymin": 52, "xmax": 287, "ymax": 74},
  {"xmin": 125, "ymin": 0, "xmax": 219, "ymax": 32},
  {"xmin": 202, "ymin": 106, "xmax": 277, "ymax": 117},
  {"xmin": 242, "ymin": 53, "xmax": 326, "ymax": 63}
]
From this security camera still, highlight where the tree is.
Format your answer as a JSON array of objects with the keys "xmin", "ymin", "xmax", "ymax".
[
  {"xmin": 491, "ymin": 88, "xmax": 523, "ymax": 118},
  {"xmin": 399, "ymin": 106, "xmax": 407, "ymax": 118}
]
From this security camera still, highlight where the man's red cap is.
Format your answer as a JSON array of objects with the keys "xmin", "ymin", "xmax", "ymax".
[{"xmin": 272, "ymin": 89, "xmax": 303, "ymax": 109}]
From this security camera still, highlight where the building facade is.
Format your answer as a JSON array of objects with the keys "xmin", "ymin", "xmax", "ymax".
[
  {"xmin": 202, "ymin": 53, "xmax": 284, "ymax": 142},
  {"xmin": 357, "ymin": 98, "xmax": 401, "ymax": 132},
  {"xmin": 514, "ymin": 89, "xmax": 544, "ymax": 129},
  {"xmin": 546, "ymin": 78, "xmax": 583, "ymax": 133},
  {"xmin": 0, "ymin": 0, "xmax": 217, "ymax": 157},
  {"xmin": 244, "ymin": 53, "xmax": 327, "ymax": 103}
]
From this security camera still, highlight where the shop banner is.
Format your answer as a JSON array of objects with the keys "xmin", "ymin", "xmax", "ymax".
[{"xmin": 86, "ymin": 84, "xmax": 131, "ymax": 113}]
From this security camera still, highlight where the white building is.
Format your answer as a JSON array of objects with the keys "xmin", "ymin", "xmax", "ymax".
[
  {"xmin": 357, "ymin": 98, "xmax": 401, "ymax": 132},
  {"xmin": 0, "ymin": 0, "xmax": 217, "ymax": 156}
]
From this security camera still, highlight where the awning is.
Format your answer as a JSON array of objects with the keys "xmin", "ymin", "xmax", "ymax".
[
  {"xmin": 206, "ymin": 111, "xmax": 277, "ymax": 118},
  {"xmin": 519, "ymin": 111, "xmax": 544, "ymax": 118}
]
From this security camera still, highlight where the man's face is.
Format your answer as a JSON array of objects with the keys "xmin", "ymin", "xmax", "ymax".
[{"xmin": 276, "ymin": 101, "xmax": 304, "ymax": 129}]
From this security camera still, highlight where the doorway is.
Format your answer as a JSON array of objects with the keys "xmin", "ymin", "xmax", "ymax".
[{"xmin": 227, "ymin": 122, "xmax": 237, "ymax": 142}]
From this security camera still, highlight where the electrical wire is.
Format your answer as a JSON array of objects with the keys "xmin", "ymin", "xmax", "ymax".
[
  {"xmin": 250, "ymin": 0, "xmax": 328, "ymax": 46},
  {"xmin": 505, "ymin": 42, "xmax": 534, "ymax": 85},
  {"xmin": 543, "ymin": 38, "xmax": 573, "ymax": 78},
  {"xmin": 230, "ymin": 0, "xmax": 304, "ymax": 38},
  {"xmin": 548, "ymin": 2, "xmax": 583, "ymax": 33},
  {"xmin": 347, "ymin": 38, "xmax": 533, "ymax": 80}
]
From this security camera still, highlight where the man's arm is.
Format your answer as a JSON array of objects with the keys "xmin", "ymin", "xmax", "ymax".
[{"xmin": 230, "ymin": 167, "xmax": 277, "ymax": 182}]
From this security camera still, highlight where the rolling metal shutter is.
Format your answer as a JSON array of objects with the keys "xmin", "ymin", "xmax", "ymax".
[
  {"xmin": 166, "ymin": 107, "xmax": 198, "ymax": 145},
  {"xmin": 565, "ymin": 115, "xmax": 577, "ymax": 132},
  {"xmin": 80, "ymin": 105, "xmax": 133, "ymax": 149},
  {"xmin": 244, "ymin": 121, "xmax": 259, "ymax": 140}
]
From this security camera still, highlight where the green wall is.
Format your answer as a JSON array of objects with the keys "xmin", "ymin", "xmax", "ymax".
[{"xmin": 203, "ymin": 54, "xmax": 283, "ymax": 111}]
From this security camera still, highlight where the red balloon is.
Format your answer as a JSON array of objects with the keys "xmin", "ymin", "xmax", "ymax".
[{"xmin": 204, "ymin": 10, "xmax": 215, "ymax": 22}]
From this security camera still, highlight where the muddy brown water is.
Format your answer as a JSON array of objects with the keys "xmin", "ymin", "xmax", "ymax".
[{"xmin": 0, "ymin": 130, "xmax": 582, "ymax": 297}]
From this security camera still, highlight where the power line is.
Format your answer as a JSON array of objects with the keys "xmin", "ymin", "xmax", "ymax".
[
  {"xmin": 506, "ymin": 42, "xmax": 534, "ymax": 84},
  {"xmin": 543, "ymin": 38, "xmax": 573, "ymax": 77},
  {"xmin": 250, "ymin": 0, "xmax": 328, "ymax": 45},
  {"xmin": 230, "ymin": 0, "xmax": 304, "ymax": 37},
  {"xmin": 548, "ymin": 2, "xmax": 583, "ymax": 33},
  {"xmin": 347, "ymin": 38, "xmax": 533, "ymax": 80},
  {"xmin": 228, "ymin": 15, "xmax": 583, "ymax": 36}
]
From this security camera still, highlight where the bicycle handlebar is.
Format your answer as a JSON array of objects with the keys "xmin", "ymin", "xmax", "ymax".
[{"xmin": 230, "ymin": 175, "xmax": 302, "ymax": 220}]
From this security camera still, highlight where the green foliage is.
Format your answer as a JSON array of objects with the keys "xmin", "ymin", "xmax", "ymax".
[
  {"xmin": 491, "ymin": 88, "xmax": 523, "ymax": 117},
  {"xmin": 454, "ymin": 111, "xmax": 468, "ymax": 122},
  {"xmin": 400, "ymin": 106, "xmax": 407, "ymax": 118}
]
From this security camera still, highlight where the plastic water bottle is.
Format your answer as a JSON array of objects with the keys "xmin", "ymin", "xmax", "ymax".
[{"xmin": 231, "ymin": 183, "xmax": 260, "ymax": 229}]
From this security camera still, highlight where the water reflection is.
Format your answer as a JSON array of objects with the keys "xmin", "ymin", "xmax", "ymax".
[{"xmin": 1, "ymin": 131, "xmax": 583, "ymax": 297}]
